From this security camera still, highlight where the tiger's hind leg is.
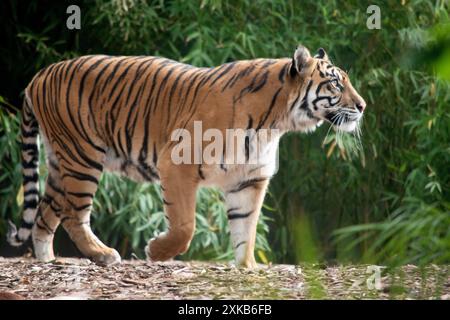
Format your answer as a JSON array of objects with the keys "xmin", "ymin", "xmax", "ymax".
[
  {"xmin": 57, "ymin": 149, "xmax": 121, "ymax": 266},
  {"xmin": 31, "ymin": 155, "xmax": 64, "ymax": 262}
]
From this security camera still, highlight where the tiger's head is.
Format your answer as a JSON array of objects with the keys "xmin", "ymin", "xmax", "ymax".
[{"xmin": 288, "ymin": 45, "xmax": 366, "ymax": 133}]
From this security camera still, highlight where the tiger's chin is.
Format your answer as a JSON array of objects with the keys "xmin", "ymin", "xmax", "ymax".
[
  {"xmin": 334, "ymin": 121, "xmax": 358, "ymax": 132},
  {"xmin": 297, "ymin": 119, "xmax": 324, "ymax": 133}
]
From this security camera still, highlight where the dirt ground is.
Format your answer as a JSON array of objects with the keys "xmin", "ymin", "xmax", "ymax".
[{"xmin": 0, "ymin": 257, "xmax": 448, "ymax": 300}]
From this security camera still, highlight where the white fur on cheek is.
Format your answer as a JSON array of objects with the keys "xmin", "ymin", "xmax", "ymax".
[
  {"xmin": 292, "ymin": 109, "xmax": 322, "ymax": 133},
  {"xmin": 337, "ymin": 121, "xmax": 357, "ymax": 132}
]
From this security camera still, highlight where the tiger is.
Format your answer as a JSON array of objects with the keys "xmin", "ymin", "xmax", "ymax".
[{"xmin": 7, "ymin": 45, "xmax": 366, "ymax": 268}]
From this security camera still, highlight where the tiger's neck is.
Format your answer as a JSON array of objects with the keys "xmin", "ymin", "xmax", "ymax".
[
  {"xmin": 270, "ymin": 62, "xmax": 325, "ymax": 134},
  {"xmin": 249, "ymin": 59, "xmax": 321, "ymax": 134}
]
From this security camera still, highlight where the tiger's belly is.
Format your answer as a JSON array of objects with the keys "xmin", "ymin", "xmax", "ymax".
[
  {"xmin": 103, "ymin": 149, "xmax": 160, "ymax": 183},
  {"xmin": 199, "ymin": 135, "xmax": 281, "ymax": 191},
  {"xmin": 103, "ymin": 130, "xmax": 280, "ymax": 192}
]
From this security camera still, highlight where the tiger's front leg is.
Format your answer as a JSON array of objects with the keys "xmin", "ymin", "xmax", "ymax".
[
  {"xmin": 145, "ymin": 160, "xmax": 199, "ymax": 261},
  {"xmin": 225, "ymin": 177, "xmax": 269, "ymax": 268}
]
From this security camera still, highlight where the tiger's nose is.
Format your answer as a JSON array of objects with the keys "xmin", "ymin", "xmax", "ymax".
[{"xmin": 356, "ymin": 100, "xmax": 366, "ymax": 113}]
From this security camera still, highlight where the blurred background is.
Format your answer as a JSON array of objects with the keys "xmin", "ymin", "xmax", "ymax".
[{"xmin": 0, "ymin": 0, "xmax": 449, "ymax": 267}]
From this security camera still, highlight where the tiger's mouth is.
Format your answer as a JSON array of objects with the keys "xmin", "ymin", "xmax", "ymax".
[{"xmin": 323, "ymin": 110, "xmax": 362, "ymax": 132}]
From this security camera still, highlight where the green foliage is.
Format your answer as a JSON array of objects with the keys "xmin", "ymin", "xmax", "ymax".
[
  {"xmin": 0, "ymin": 101, "xmax": 21, "ymax": 239},
  {"xmin": 407, "ymin": 22, "xmax": 450, "ymax": 80},
  {"xmin": 0, "ymin": 0, "xmax": 449, "ymax": 265},
  {"xmin": 334, "ymin": 198, "xmax": 450, "ymax": 266}
]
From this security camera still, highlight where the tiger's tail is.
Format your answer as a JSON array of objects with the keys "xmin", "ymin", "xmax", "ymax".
[{"xmin": 7, "ymin": 95, "xmax": 40, "ymax": 246}]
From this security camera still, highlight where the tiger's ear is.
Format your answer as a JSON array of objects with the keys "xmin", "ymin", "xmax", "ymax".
[
  {"xmin": 289, "ymin": 45, "xmax": 312, "ymax": 77},
  {"xmin": 314, "ymin": 48, "xmax": 330, "ymax": 62}
]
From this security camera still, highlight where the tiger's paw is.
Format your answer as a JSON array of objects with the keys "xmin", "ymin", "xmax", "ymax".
[
  {"xmin": 145, "ymin": 238, "xmax": 177, "ymax": 262},
  {"xmin": 91, "ymin": 248, "xmax": 121, "ymax": 266},
  {"xmin": 236, "ymin": 257, "xmax": 258, "ymax": 269},
  {"xmin": 33, "ymin": 238, "xmax": 56, "ymax": 263}
]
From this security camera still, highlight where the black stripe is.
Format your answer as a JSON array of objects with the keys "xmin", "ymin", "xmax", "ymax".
[
  {"xmin": 261, "ymin": 60, "xmax": 276, "ymax": 68},
  {"xmin": 109, "ymin": 59, "xmax": 148, "ymax": 135},
  {"xmin": 221, "ymin": 72, "xmax": 239, "ymax": 92},
  {"xmin": 220, "ymin": 162, "xmax": 227, "ymax": 172},
  {"xmin": 23, "ymin": 199, "xmax": 38, "ymax": 210},
  {"xmin": 21, "ymin": 143, "xmax": 38, "ymax": 153},
  {"xmin": 315, "ymin": 79, "xmax": 331, "ymax": 95},
  {"xmin": 150, "ymin": 64, "xmax": 178, "ymax": 115},
  {"xmin": 116, "ymin": 130, "xmax": 127, "ymax": 159},
  {"xmin": 198, "ymin": 165, "xmax": 205, "ymax": 180},
  {"xmin": 137, "ymin": 61, "xmax": 173, "ymax": 157},
  {"xmin": 36, "ymin": 220, "xmax": 54, "ymax": 235},
  {"xmin": 227, "ymin": 207, "xmax": 240, "ymax": 214},
  {"xmin": 76, "ymin": 151, "xmax": 104, "ymax": 172},
  {"xmin": 289, "ymin": 91, "xmax": 302, "ymax": 112},
  {"xmin": 107, "ymin": 58, "xmax": 143, "ymax": 103},
  {"xmin": 87, "ymin": 59, "xmax": 122, "ymax": 134},
  {"xmin": 235, "ymin": 241, "xmax": 247, "ymax": 249},
  {"xmin": 174, "ymin": 72, "xmax": 202, "ymax": 121},
  {"xmin": 125, "ymin": 85, "xmax": 146, "ymax": 154},
  {"xmin": 77, "ymin": 57, "xmax": 112, "ymax": 153},
  {"xmin": 23, "ymin": 173, "xmax": 39, "ymax": 184},
  {"xmin": 67, "ymin": 191, "xmax": 93, "ymax": 198},
  {"xmin": 42, "ymin": 195, "xmax": 62, "ymax": 213},
  {"xmin": 299, "ymin": 80, "xmax": 313, "ymax": 110},
  {"xmin": 63, "ymin": 56, "xmax": 83, "ymax": 81},
  {"xmin": 48, "ymin": 176, "xmax": 64, "ymax": 196},
  {"xmin": 228, "ymin": 211, "xmax": 253, "ymax": 220},
  {"xmin": 22, "ymin": 128, "xmax": 39, "ymax": 137},
  {"xmin": 250, "ymin": 71, "xmax": 269, "ymax": 93},
  {"xmin": 166, "ymin": 66, "xmax": 191, "ymax": 122},
  {"xmin": 148, "ymin": 60, "xmax": 174, "ymax": 115},
  {"xmin": 60, "ymin": 216, "xmax": 74, "ymax": 225},
  {"xmin": 67, "ymin": 199, "xmax": 92, "ymax": 211},
  {"xmin": 222, "ymin": 64, "xmax": 256, "ymax": 92},
  {"xmin": 38, "ymin": 215, "xmax": 55, "ymax": 234},
  {"xmin": 248, "ymin": 164, "xmax": 266, "ymax": 174},
  {"xmin": 209, "ymin": 62, "xmax": 237, "ymax": 87},
  {"xmin": 21, "ymin": 116, "xmax": 37, "ymax": 127},
  {"xmin": 137, "ymin": 163, "xmax": 160, "ymax": 181},
  {"xmin": 61, "ymin": 168, "xmax": 99, "ymax": 185},
  {"xmin": 50, "ymin": 203, "xmax": 62, "ymax": 215},
  {"xmin": 233, "ymin": 69, "xmax": 269, "ymax": 103},
  {"xmin": 228, "ymin": 177, "xmax": 267, "ymax": 193},
  {"xmin": 48, "ymin": 159, "xmax": 59, "ymax": 171},
  {"xmin": 152, "ymin": 144, "xmax": 158, "ymax": 165},
  {"xmin": 163, "ymin": 198, "xmax": 173, "ymax": 206},
  {"xmin": 185, "ymin": 71, "xmax": 210, "ymax": 114},
  {"xmin": 172, "ymin": 71, "xmax": 203, "ymax": 121},
  {"xmin": 24, "ymin": 188, "xmax": 39, "ymax": 196},
  {"xmin": 21, "ymin": 220, "xmax": 34, "ymax": 229},
  {"xmin": 256, "ymin": 87, "xmax": 282, "ymax": 130},
  {"xmin": 278, "ymin": 63, "xmax": 289, "ymax": 83},
  {"xmin": 22, "ymin": 159, "xmax": 38, "ymax": 169},
  {"xmin": 245, "ymin": 115, "xmax": 254, "ymax": 162},
  {"xmin": 98, "ymin": 56, "xmax": 129, "ymax": 94}
]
